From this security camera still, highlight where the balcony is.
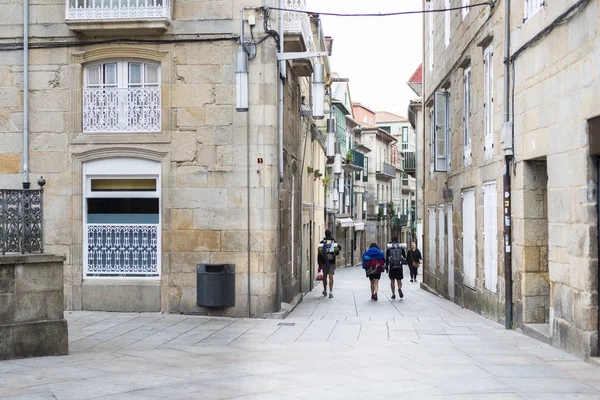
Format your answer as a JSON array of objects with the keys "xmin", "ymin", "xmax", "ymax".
[
  {"xmin": 343, "ymin": 149, "xmax": 364, "ymax": 172},
  {"xmin": 282, "ymin": 0, "xmax": 316, "ymax": 76},
  {"xmin": 83, "ymin": 87, "xmax": 161, "ymax": 133},
  {"xmin": 65, "ymin": 0, "xmax": 171, "ymax": 35},
  {"xmin": 391, "ymin": 215, "xmax": 408, "ymax": 228},
  {"xmin": 376, "ymin": 162, "xmax": 396, "ymax": 180},
  {"xmin": 402, "ymin": 151, "xmax": 416, "ymax": 177}
]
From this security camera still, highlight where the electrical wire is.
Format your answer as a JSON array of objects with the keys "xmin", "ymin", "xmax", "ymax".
[
  {"xmin": 0, "ymin": 35, "xmax": 238, "ymax": 51},
  {"xmin": 263, "ymin": 2, "xmax": 495, "ymax": 18}
]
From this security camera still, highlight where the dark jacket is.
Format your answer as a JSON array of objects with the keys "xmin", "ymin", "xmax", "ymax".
[
  {"xmin": 317, "ymin": 237, "xmax": 341, "ymax": 266},
  {"xmin": 406, "ymin": 248, "xmax": 422, "ymax": 266}
]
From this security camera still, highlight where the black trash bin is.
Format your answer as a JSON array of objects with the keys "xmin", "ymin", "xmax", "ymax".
[{"xmin": 196, "ymin": 264, "xmax": 235, "ymax": 307}]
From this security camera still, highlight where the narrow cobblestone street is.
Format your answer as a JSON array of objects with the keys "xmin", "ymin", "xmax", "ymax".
[{"xmin": 1, "ymin": 266, "xmax": 599, "ymax": 399}]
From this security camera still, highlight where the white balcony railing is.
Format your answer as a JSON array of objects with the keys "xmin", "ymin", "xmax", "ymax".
[
  {"xmin": 86, "ymin": 224, "xmax": 159, "ymax": 277},
  {"xmin": 282, "ymin": 0, "xmax": 316, "ymax": 53},
  {"xmin": 83, "ymin": 87, "xmax": 161, "ymax": 133},
  {"xmin": 66, "ymin": 0, "xmax": 170, "ymax": 20}
]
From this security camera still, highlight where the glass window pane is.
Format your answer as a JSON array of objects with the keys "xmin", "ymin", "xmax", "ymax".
[
  {"xmin": 91, "ymin": 179, "xmax": 157, "ymax": 192},
  {"xmin": 86, "ymin": 65, "xmax": 101, "ymax": 86},
  {"xmin": 145, "ymin": 64, "xmax": 159, "ymax": 84},
  {"xmin": 104, "ymin": 63, "xmax": 118, "ymax": 86},
  {"xmin": 129, "ymin": 63, "xmax": 142, "ymax": 85}
]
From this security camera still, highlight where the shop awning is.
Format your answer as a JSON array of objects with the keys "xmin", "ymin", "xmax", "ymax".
[
  {"xmin": 354, "ymin": 222, "xmax": 365, "ymax": 231},
  {"xmin": 336, "ymin": 218, "xmax": 354, "ymax": 228}
]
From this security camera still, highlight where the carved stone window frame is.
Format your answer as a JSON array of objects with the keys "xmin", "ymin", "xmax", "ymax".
[
  {"xmin": 69, "ymin": 46, "xmax": 172, "ymax": 145},
  {"xmin": 68, "ymin": 147, "xmax": 170, "ymax": 309}
]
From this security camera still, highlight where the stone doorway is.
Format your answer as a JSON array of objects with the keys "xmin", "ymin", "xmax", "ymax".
[{"xmin": 521, "ymin": 160, "xmax": 550, "ymax": 338}]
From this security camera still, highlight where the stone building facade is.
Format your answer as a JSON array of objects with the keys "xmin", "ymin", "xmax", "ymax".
[
  {"xmin": 422, "ymin": 0, "xmax": 600, "ymax": 359},
  {"xmin": 352, "ymin": 103, "xmax": 396, "ymax": 248},
  {"xmin": 0, "ymin": 0, "xmax": 329, "ymax": 317}
]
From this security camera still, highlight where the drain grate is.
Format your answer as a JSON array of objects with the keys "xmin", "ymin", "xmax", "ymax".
[{"xmin": 278, "ymin": 322, "xmax": 296, "ymax": 326}]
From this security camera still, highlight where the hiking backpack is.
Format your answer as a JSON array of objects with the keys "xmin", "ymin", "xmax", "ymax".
[
  {"xmin": 388, "ymin": 243, "xmax": 405, "ymax": 269},
  {"xmin": 322, "ymin": 239, "xmax": 338, "ymax": 262}
]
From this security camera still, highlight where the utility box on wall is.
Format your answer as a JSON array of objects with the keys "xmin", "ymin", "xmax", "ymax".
[{"xmin": 196, "ymin": 264, "xmax": 235, "ymax": 307}]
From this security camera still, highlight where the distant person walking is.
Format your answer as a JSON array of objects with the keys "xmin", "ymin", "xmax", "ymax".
[
  {"xmin": 386, "ymin": 236, "xmax": 406, "ymax": 299},
  {"xmin": 318, "ymin": 229, "xmax": 341, "ymax": 298},
  {"xmin": 406, "ymin": 241, "xmax": 422, "ymax": 283},
  {"xmin": 362, "ymin": 243, "xmax": 386, "ymax": 301}
]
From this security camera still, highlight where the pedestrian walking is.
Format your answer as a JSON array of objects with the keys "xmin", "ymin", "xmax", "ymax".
[
  {"xmin": 406, "ymin": 241, "xmax": 422, "ymax": 282},
  {"xmin": 386, "ymin": 236, "xmax": 405, "ymax": 299},
  {"xmin": 317, "ymin": 229, "xmax": 341, "ymax": 298},
  {"xmin": 362, "ymin": 242, "xmax": 385, "ymax": 301}
]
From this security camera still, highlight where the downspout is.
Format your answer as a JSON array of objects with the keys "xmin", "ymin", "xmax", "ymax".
[
  {"xmin": 503, "ymin": 0, "xmax": 514, "ymax": 330},
  {"xmin": 22, "ymin": 0, "xmax": 30, "ymax": 189},
  {"xmin": 276, "ymin": 0, "xmax": 284, "ymax": 310}
]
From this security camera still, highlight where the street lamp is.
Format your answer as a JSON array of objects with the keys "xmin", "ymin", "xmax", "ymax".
[
  {"xmin": 235, "ymin": 50, "xmax": 249, "ymax": 112},
  {"xmin": 312, "ymin": 63, "xmax": 325, "ymax": 119}
]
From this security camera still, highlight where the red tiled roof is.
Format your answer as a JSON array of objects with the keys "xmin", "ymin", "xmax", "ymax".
[
  {"xmin": 408, "ymin": 64, "xmax": 422, "ymax": 84},
  {"xmin": 375, "ymin": 111, "xmax": 407, "ymax": 123}
]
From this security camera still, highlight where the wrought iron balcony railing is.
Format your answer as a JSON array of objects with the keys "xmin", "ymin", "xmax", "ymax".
[
  {"xmin": 83, "ymin": 87, "xmax": 161, "ymax": 133},
  {"xmin": 0, "ymin": 189, "xmax": 44, "ymax": 255},
  {"xmin": 86, "ymin": 224, "xmax": 159, "ymax": 277},
  {"xmin": 282, "ymin": 0, "xmax": 316, "ymax": 53},
  {"xmin": 66, "ymin": 0, "xmax": 170, "ymax": 21}
]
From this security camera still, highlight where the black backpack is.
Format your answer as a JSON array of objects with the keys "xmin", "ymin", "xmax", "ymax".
[{"xmin": 388, "ymin": 243, "xmax": 405, "ymax": 269}]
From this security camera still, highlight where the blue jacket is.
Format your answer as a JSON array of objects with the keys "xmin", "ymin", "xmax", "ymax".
[{"xmin": 362, "ymin": 247, "xmax": 385, "ymax": 270}]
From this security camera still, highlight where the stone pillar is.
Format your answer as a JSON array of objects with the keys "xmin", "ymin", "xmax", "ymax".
[{"xmin": 0, "ymin": 254, "xmax": 68, "ymax": 360}]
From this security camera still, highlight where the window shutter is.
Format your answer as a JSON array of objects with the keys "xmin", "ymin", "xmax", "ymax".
[
  {"xmin": 484, "ymin": 45, "xmax": 494, "ymax": 159},
  {"xmin": 434, "ymin": 91, "xmax": 448, "ymax": 172}
]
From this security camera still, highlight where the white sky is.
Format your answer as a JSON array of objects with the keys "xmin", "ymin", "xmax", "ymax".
[{"xmin": 305, "ymin": 0, "xmax": 423, "ymax": 118}]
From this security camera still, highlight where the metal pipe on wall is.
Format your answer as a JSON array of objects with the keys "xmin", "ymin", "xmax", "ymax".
[
  {"xmin": 239, "ymin": 8, "xmax": 251, "ymax": 318},
  {"xmin": 503, "ymin": 0, "xmax": 514, "ymax": 329},
  {"xmin": 22, "ymin": 0, "xmax": 30, "ymax": 189},
  {"xmin": 276, "ymin": 0, "xmax": 284, "ymax": 310}
]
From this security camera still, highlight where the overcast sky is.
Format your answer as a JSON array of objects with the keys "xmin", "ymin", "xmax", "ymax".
[{"xmin": 305, "ymin": 0, "xmax": 423, "ymax": 118}]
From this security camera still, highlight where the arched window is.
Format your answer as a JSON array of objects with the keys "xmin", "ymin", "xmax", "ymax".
[{"xmin": 83, "ymin": 59, "xmax": 161, "ymax": 133}]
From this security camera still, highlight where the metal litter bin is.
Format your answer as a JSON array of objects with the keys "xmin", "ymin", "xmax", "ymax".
[{"xmin": 196, "ymin": 264, "xmax": 235, "ymax": 307}]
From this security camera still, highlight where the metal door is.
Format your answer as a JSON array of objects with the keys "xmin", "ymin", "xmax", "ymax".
[
  {"xmin": 428, "ymin": 207, "xmax": 437, "ymax": 273},
  {"xmin": 484, "ymin": 181, "xmax": 498, "ymax": 292},
  {"xmin": 462, "ymin": 189, "xmax": 476, "ymax": 288},
  {"xmin": 447, "ymin": 204, "xmax": 455, "ymax": 299}
]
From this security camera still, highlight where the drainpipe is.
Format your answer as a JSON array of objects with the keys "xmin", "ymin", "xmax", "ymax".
[
  {"xmin": 22, "ymin": 0, "xmax": 30, "ymax": 189},
  {"xmin": 503, "ymin": 0, "xmax": 514, "ymax": 330},
  {"xmin": 276, "ymin": 0, "xmax": 284, "ymax": 310}
]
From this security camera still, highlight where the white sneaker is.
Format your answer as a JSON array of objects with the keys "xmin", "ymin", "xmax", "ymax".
[
  {"xmin": 329, "ymin": 292, "xmax": 334, "ymax": 298},
  {"xmin": 322, "ymin": 290, "xmax": 327, "ymax": 297}
]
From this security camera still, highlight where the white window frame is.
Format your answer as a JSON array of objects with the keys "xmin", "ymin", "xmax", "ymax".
[
  {"xmin": 462, "ymin": 189, "xmax": 476, "ymax": 288},
  {"xmin": 83, "ymin": 158, "xmax": 162, "ymax": 280},
  {"xmin": 83, "ymin": 59, "xmax": 161, "ymax": 133},
  {"xmin": 483, "ymin": 181, "xmax": 498, "ymax": 293},
  {"xmin": 463, "ymin": 67, "xmax": 472, "ymax": 166},
  {"xmin": 524, "ymin": 0, "xmax": 544, "ymax": 21},
  {"xmin": 462, "ymin": 0, "xmax": 470, "ymax": 19},
  {"xmin": 483, "ymin": 44, "xmax": 494, "ymax": 159},
  {"xmin": 445, "ymin": 0, "xmax": 451, "ymax": 48},
  {"xmin": 434, "ymin": 90, "xmax": 450, "ymax": 172}
]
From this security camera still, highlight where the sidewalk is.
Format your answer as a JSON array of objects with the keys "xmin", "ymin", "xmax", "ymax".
[{"xmin": 0, "ymin": 266, "xmax": 599, "ymax": 399}]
